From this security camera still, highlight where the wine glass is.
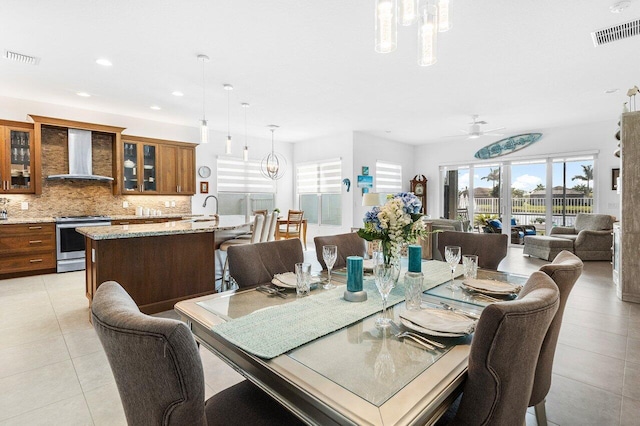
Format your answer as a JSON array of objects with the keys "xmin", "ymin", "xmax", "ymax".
[
  {"xmin": 373, "ymin": 251, "xmax": 395, "ymax": 328},
  {"xmin": 322, "ymin": 245, "xmax": 338, "ymax": 289},
  {"xmin": 444, "ymin": 245, "xmax": 461, "ymax": 290}
]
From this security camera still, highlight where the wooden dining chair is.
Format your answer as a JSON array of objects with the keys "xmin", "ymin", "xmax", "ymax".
[
  {"xmin": 278, "ymin": 210, "xmax": 304, "ymax": 241},
  {"xmin": 91, "ymin": 281, "xmax": 302, "ymax": 426},
  {"xmin": 441, "ymin": 271, "xmax": 559, "ymax": 426},
  {"xmin": 529, "ymin": 250, "xmax": 583, "ymax": 426}
]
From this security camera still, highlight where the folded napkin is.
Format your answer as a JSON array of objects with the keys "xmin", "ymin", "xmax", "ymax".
[
  {"xmin": 362, "ymin": 259, "xmax": 375, "ymax": 271},
  {"xmin": 462, "ymin": 278, "xmax": 521, "ymax": 294},
  {"xmin": 273, "ymin": 272, "xmax": 320, "ymax": 288},
  {"xmin": 400, "ymin": 308, "xmax": 476, "ymax": 334}
]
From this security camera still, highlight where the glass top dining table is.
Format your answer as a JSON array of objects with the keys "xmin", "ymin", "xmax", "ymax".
[{"xmin": 174, "ymin": 263, "xmax": 528, "ymax": 425}]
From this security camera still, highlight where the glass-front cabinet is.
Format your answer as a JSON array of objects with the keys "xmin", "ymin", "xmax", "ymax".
[
  {"xmin": 122, "ymin": 140, "xmax": 157, "ymax": 194},
  {"xmin": 1, "ymin": 125, "xmax": 35, "ymax": 194}
]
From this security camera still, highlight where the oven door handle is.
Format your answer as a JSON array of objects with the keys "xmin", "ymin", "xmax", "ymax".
[{"xmin": 56, "ymin": 222, "xmax": 111, "ymax": 229}]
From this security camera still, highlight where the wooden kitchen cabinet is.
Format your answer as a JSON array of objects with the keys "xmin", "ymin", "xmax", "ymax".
[
  {"xmin": 0, "ymin": 223, "xmax": 56, "ymax": 277},
  {"xmin": 118, "ymin": 135, "xmax": 195, "ymax": 196},
  {"xmin": 158, "ymin": 144, "xmax": 195, "ymax": 195},
  {"xmin": 0, "ymin": 121, "xmax": 37, "ymax": 194}
]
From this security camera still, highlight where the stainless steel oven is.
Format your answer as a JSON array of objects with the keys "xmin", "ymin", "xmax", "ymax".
[{"xmin": 55, "ymin": 216, "xmax": 111, "ymax": 273}]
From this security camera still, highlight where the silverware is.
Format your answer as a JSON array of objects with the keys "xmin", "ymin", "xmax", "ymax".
[
  {"xmin": 390, "ymin": 320, "xmax": 446, "ymax": 349},
  {"xmin": 394, "ymin": 332, "xmax": 435, "ymax": 350},
  {"xmin": 439, "ymin": 302, "xmax": 480, "ymax": 320},
  {"xmin": 256, "ymin": 285, "xmax": 288, "ymax": 299}
]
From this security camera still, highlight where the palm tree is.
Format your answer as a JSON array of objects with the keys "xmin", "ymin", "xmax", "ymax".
[{"xmin": 572, "ymin": 165, "xmax": 593, "ymax": 196}]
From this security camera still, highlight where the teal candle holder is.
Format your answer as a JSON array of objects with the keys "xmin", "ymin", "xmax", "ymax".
[
  {"xmin": 408, "ymin": 245, "xmax": 422, "ymax": 273},
  {"xmin": 344, "ymin": 256, "xmax": 367, "ymax": 302}
]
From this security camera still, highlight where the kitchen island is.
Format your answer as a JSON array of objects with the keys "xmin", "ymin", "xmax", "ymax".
[{"xmin": 78, "ymin": 215, "xmax": 251, "ymax": 314}]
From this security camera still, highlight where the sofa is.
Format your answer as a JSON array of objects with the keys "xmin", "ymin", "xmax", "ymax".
[{"xmin": 523, "ymin": 214, "xmax": 615, "ymax": 261}]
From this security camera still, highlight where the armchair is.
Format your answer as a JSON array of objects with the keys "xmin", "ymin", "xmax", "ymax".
[{"xmin": 548, "ymin": 213, "xmax": 614, "ymax": 261}]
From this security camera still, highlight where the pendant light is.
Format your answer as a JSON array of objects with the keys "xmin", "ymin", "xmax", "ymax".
[
  {"xmin": 197, "ymin": 54, "xmax": 209, "ymax": 144},
  {"xmin": 399, "ymin": 0, "xmax": 417, "ymax": 26},
  {"xmin": 224, "ymin": 84, "xmax": 233, "ymax": 154},
  {"xmin": 437, "ymin": 0, "xmax": 452, "ymax": 32},
  {"xmin": 241, "ymin": 103, "xmax": 250, "ymax": 161},
  {"xmin": 417, "ymin": 2, "xmax": 438, "ymax": 66},
  {"xmin": 375, "ymin": 0, "xmax": 397, "ymax": 53},
  {"xmin": 260, "ymin": 125, "xmax": 286, "ymax": 180}
]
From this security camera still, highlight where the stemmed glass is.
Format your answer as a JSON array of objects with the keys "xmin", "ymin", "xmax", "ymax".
[
  {"xmin": 445, "ymin": 245, "xmax": 461, "ymax": 290},
  {"xmin": 373, "ymin": 251, "xmax": 395, "ymax": 328},
  {"xmin": 322, "ymin": 245, "xmax": 338, "ymax": 289}
]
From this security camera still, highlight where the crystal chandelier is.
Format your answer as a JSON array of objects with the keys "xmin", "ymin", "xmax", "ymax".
[
  {"xmin": 260, "ymin": 125, "xmax": 286, "ymax": 180},
  {"xmin": 375, "ymin": 0, "xmax": 452, "ymax": 67}
]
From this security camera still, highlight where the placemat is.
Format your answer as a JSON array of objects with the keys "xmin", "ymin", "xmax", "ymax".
[{"xmin": 209, "ymin": 260, "xmax": 462, "ymax": 359}]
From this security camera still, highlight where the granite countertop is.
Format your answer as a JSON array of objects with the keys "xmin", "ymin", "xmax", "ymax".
[
  {"xmin": 77, "ymin": 215, "xmax": 251, "ymax": 240},
  {"xmin": 109, "ymin": 213, "xmax": 196, "ymax": 220},
  {"xmin": 0, "ymin": 217, "xmax": 56, "ymax": 225}
]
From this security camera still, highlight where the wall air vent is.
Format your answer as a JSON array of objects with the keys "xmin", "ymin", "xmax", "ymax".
[
  {"xmin": 591, "ymin": 18, "xmax": 640, "ymax": 46},
  {"xmin": 3, "ymin": 50, "xmax": 40, "ymax": 65}
]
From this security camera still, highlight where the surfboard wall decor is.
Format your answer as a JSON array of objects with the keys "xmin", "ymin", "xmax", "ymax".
[{"xmin": 474, "ymin": 133, "xmax": 543, "ymax": 160}]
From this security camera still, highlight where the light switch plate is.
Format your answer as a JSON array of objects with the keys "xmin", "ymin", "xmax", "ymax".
[
  {"xmin": 20, "ymin": 202, "xmax": 28, "ymax": 210},
  {"xmin": 123, "ymin": 201, "xmax": 129, "ymax": 208},
  {"xmin": 170, "ymin": 201, "xmax": 176, "ymax": 207},
  {"xmin": 165, "ymin": 201, "xmax": 170, "ymax": 207}
]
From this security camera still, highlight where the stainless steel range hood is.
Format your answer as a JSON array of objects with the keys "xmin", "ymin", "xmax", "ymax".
[{"xmin": 47, "ymin": 129, "xmax": 113, "ymax": 181}]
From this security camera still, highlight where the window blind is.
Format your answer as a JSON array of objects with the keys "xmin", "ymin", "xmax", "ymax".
[
  {"xmin": 297, "ymin": 159, "xmax": 342, "ymax": 194},
  {"xmin": 217, "ymin": 157, "xmax": 276, "ymax": 193},
  {"xmin": 376, "ymin": 161, "xmax": 402, "ymax": 192}
]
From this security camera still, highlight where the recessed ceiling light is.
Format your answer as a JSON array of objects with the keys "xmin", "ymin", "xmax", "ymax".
[
  {"xmin": 150, "ymin": 105, "xmax": 161, "ymax": 110},
  {"xmin": 610, "ymin": 1, "xmax": 630, "ymax": 13},
  {"xmin": 605, "ymin": 88, "xmax": 619, "ymax": 94},
  {"xmin": 76, "ymin": 92, "xmax": 91, "ymax": 97},
  {"xmin": 95, "ymin": 58, "xmax": 112, "ymax": 66},
  {"xmin": 172, "ymin": 91, "xmax": 184, "ymax": 97}
]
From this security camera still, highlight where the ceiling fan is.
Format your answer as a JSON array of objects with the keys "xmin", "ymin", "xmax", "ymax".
[{"xmin": 445, "ymin": 115, "xmax": 506, "ymax": 139}]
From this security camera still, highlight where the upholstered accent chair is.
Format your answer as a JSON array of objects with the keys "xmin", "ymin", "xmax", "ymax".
[
  {"xmin": 437, "ymin": 231, "xmax": 509, "ymax": 270},
  {"xmin": 227, "ymin": 238, "xmax": 304, "ymax": 288},
  {"xmin": 530, "ymin": 250, "xmax": 584, "ymax": 426},
  {"xmin": 546, "ymin": 213, "xmax": 615, "ymax": 260},
  {"xmin": 313, "ymin": 232, "xmax": 366, "ymax": 270},
  {"xmin": 91, "ymin": 281, "xmax": 302, "ymax": 426},
  {"xmin": 445, "ymin": 271, "xmax": 559, "ymax": 425}
]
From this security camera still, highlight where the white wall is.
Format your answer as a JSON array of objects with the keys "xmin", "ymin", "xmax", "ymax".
[
  {"xmin": 292, "ymin": 132, "xmax": 354, "ymax": 241},
  {"xmin": 353, "ymin": 132, "xmax": 416, "ymax": 227},
  {"xmin": 415, "ymin": 120, "xmax": 620, "ymax": 220}
]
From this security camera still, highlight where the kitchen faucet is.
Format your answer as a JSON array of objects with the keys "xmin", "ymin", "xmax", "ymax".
[{"xmin": 202, "ymin": 195, "xmax": 219, "ymax": 215}]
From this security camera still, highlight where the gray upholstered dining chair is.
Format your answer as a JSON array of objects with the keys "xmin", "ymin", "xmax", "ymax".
[
  {"xmin": 227, "ymin": 238, "xmax": 304, "ymax": 288},
  {"xmin": 91, "ymin": 281, "xmax": 302, "ymax": 426},
  {"xmin": 437, "ymin": 231, "xmax": 508, "ymax": 270},
  {"xmin": 529, "ymin": 250, "xmax": 583, "ymax": 426},
  {"xmin": 441, "ymin": 271, "xmax": 559, "ymax": 426},
  {"xmin": 313, "ymin": 232, "xmax": 366, "ymax": 270}
]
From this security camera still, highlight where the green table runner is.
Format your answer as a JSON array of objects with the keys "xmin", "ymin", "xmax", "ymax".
[{"xmin": 211, "ymin": 260, "xmax": 459, "ymax": 359}]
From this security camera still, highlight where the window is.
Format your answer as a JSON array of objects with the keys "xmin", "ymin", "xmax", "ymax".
[
  {"xmin": 376, "ymin": 161, "xmax": 402, "ymax": 193},
  {"xmin": 297, "ymin": 159, "xmax": 342, "ymax": 225},
  {"xmin": 216, "ymin": 157, "xmax": 276, "ymax": 215}
]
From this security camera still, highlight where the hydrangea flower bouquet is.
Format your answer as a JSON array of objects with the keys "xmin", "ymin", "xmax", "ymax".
[{"xmin": 357, "ymin": 192, "xmax": 427, "ymax": 266}]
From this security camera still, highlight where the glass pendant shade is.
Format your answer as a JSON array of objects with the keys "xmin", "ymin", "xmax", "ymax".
[
  {"xmin": 417, "ymin": 2, "xmax": 438, "ymax": 66},
  {"xmin": 399, "ymin": 0, "xmax": 417, "ymax": 26},
  {"xmin": 200, "ymin": 119, "xmax": 208, "ymax": 144},
  {"xmin": 225, "ymin": 136, "xmax": 232, "ymax": 155},
  {"xmin": 437, "ymin": 0, "xmax": 452, "ymax": 32},
  {"xmin": 375, "ymin": 0, "xmax": 397, "ymax": 53}
]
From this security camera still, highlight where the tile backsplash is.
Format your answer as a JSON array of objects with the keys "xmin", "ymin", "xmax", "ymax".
[{"xmin": 3, "ymin": 126, "xmax": 192, "ymax": 218}]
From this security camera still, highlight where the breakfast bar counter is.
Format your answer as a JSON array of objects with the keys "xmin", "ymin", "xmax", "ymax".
[{"xmin": 78, "ymin": 215, "xmax": 251, "ymax": 314}]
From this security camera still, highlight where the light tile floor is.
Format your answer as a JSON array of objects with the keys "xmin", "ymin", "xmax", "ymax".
[{"xmin": 0, "ymin": 246, "xmax": 637, "ymax": 425}]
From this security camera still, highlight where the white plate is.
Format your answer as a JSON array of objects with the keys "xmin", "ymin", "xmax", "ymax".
[
  {"xmin": 400, "ymin": 308, "xmax": 476, "ymax": 336},
  {"xmin": 272, "ymin": 272, "xmax": 321, "ymax": 289},
  {"xmin": 363, "ymin": 258, "xmax": 375, "ymax": 272},
  {"xmin": 462, "ymin": 278, "xmax": 521, "ymax": 295},
  {"xmin": 399, "ymin": 317, "xmax": 467, "ymax": 338}
]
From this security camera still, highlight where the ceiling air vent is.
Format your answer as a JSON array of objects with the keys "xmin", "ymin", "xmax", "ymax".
[
  {"xmin": 591, "ymin": 18, "xmax": 640, "ymax": 46},
  {"xmin": 3, "ymin": 50, "xmax": 40, "ymax": 65}
]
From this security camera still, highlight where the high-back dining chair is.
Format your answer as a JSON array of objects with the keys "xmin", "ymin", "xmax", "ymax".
[
  {"xmin": 228, "ymin": 239, "xmax": 304, "ymax": 288},
  {"xmin": 448, "ymin": 271, "xmax": 559, "ymax": 426},
  {"xmin": 218, "ymin": 214, "xmax": 265, "ymax": 290},
  {"xmin": 437, "ymin": 231, "xmax": 508, "ymax": 270},
  {"xmin": 529, "ymin": 250, "xmax": 583, "ymax": 426},
  {"xmin": 278, "ymin": 210, "xmax": 304, "ymax": 241},
  {"xmin": 91, "ymin": 281, "xmax": 302, "ymax": 426},
  {"xmin": 313, "ymin": 232, "xmax": 366, "ymax": 270}
]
